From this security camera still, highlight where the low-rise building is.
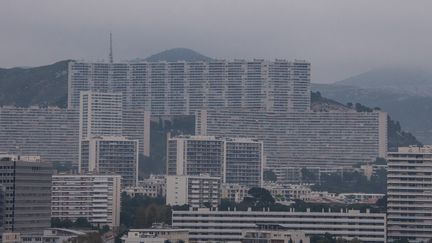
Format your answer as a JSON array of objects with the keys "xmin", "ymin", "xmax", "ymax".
[
  {"xmin": 51, "ymin": 173, "xmax": 121, "ymax": 228},
  {"xmin": 166, "ymin": 175, "xmax": 220, "ymax": 209},
  {"xmin": 172, "ymin": 208, "xmax": 386, "ymax": 242},
  {"xmin": 242, "ymin": 225, "xmax": 309, "ymax": 243},
  {"xmin": 221, "ymin": 184, "xmax": 250, "ymax": 203},
  {"xmin": 121, "ymin": 225, "xmax": 189, "ymax": 243},
  {"xmin": 124, "ymin": 175, "xmax": 166, "ymax": 198}
]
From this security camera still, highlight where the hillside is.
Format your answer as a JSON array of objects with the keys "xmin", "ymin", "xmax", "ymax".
[
  {"xmin": 335, "ymin": 67, "xmax": 432, "ymax": 97},
  {"xmin": 144, "ymin": 48, "xmax": 212, "ymax": 62},
  {"xmin": 0, "ymin": 60, "xmax": 69, "ymax": 107}
]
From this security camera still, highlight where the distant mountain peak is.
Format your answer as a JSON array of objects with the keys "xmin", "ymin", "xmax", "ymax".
[{"xmin": 144, "ymin": 48, "xmax": 213, "ymax": 62}]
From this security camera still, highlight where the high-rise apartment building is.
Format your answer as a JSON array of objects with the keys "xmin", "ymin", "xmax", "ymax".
[
  {"xmin": 51, "ymin": 173, "xmax": 121, "ymax": 228},
  {"xmin": 387, "ymin": 146, "xmax": 432, "ymax": 243},
  {"xmin": 68, "ymin": 60, "xmax": 311, "ymax": 115},
  {"xmin": 166, "ymin": 175, "xmax": 220, "ymax": 209},
  {"xmin": 0, "ymin": 154, "xmax": 52, "ymax": 235},
  {"xmin": 167, "ymin": 136, "xmax": 263, "ymax": 187},
  {"xmin": 0, "ymin": 106, "xmax": 79, "ymax": 166},
  {"xmin": 80, "ymin": 136, "xmax": 139, "ymax": 187},
  {"xmin": 79, "ymin": 91, "xmax": 150, "ymax": 156},
  {"xmin": 196, "ymin": 109, "xmax": 387, "ymax": 181},
  {"xmin": 79, "ymin": 91, "xmax": 123, "ymax": 140}
]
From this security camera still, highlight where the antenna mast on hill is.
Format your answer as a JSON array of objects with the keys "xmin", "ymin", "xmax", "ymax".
[{"xmin": 109, "ymin": 32, "xmax": 113, "ymax": 63}]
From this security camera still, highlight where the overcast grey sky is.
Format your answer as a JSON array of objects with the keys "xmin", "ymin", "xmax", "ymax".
[{"xmin": 1, "ymin": 0, "xmax": 432, "ymax": 83}]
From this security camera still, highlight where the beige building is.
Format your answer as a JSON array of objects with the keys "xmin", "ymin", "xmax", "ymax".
[{"xmin": 166, "ymin": 175, "xmax": 220, "ymax": 209}]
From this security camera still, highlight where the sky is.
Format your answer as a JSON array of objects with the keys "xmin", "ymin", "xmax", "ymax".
[{"xmin": 1, "ymin": 0, "xmax": 432, "ymax": 83}]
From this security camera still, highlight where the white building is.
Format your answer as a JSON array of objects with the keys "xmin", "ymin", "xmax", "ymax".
[
  {"xmin": 166, "ymin": 175, "xmax": 220, "ymax": 209},
  {"xmin": 242, "ymin": 227, "xmax": 309, "ymax": 243},
  {"xmin": 196, "ymin": 109, "xmax": 388, "ymax": 183},
  {"xmin": 0, "ymin": 106, "xmax": 79, "ymax": 166},
  {"xmin": 79, "ymin": 91, "xmax": 123, "ymax": 140},
  {"xmin": 125, "ymin": 175, "xmax": 166, "ymax": 198},
  {"xmin": 221, "ymin": 184, "xmax": 250, "ymax": 203},
  {"xmin": 387, "ymin": 146, "xmax": 432, "ymax": 243},
  {"xmin": 68, "ymin": 60, "xmax": 311, "ymax": 115},
  {"xmin": 121, "ymin": 226, "xmax": 189, "ymax": 243},
  {"xmin": 80, "ymin": 136, "xmax": 139, "ymax": 187},
  {"xmin": 167, "ymin": 136, "xmax": 263, "ymax": 187},
  {"xmin": 51, "ymin": 173, "xmax": 121, "ymax": 228},
  {"xmin": 172, "ymin": 208, "xmax": 386, "ymax": 243},
  {"xmin": 79, "ymin": 91, "xmax": 150, "ymax": 157}
]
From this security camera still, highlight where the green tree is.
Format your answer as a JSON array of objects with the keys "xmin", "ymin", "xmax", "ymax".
[{"xmin": 263, "ymin": 170, "xmax": 277, "ymax": 182}]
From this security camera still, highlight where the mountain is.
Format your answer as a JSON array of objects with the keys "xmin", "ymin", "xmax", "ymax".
[
  {"xmin": 0, "ymin": 60, "xmax": 70, "ymax": 108},
  {"xmin": 144, "ymin": 48, "xmax": 212, "ymax": 62},
  {"xmin": 335, "ymin": 67, "xmax": 432, "ymax": 97}
]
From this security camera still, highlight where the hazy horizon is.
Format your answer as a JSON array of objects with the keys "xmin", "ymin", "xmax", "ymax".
[{"xmin": 2, "ymin": 0, "xmax": 432, "ymax": 83}]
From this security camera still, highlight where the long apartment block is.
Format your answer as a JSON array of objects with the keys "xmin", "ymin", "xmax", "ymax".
[
  {"xmin": 0, "ymin": 106, "xmax": 79, "ymax": 165},
  {"xmin": 68, "ymin": 60, "xmax": 311, "ymax": 115},
  {"xmin": 196, "ymin": 109, "xmax": 388, "ymax": 173},
  {"xmin": 172, "ymin": 209, "xmax": 386, "ymax": 243}
]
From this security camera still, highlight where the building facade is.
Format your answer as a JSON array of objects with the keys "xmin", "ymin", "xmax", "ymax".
[
  {"xmin": 121, "ymin": 226, "xmax": 189, "ymax": 243},
  {"xmin": 79, "ymin": 91, "xmax": 150, "ymax": 157},
  {"xmin": 125, "ymin": 175, "xmax": 166, "ymax": 198},
  {"xmin": 172, "ymin": 209, "xmax": 386, "ymax": 243},
  {"xmin": 167, "ymin": 136, "xmax": 263, "ymax": 187},
  {"xmin": 0, "ymin": 155, "xmax": 52, "ymax": 235},
  {"xmin": 0, "ymin": 106, "xmax": 79, "ymax": 166},
  {"xmin": 196, "ymin": 109, "xmax": 388, "ymax": 182},
  {"xmin": 51, "ymin": 173, "xmax": 121, "ymax": 228},
  {"xmin": 387, "ymin": 146, "xmax": 432, "ymax": 243},
  {"xmin": 166, "ymin": 175, "xmax": 220, "ymax": 209},
  {"xmin": 68, "ymin": 60, "xmax": 311, "ymax": 115},
  {"xmin": 80, "ymin": 136, "xmax": 139, "ymax": 187}
]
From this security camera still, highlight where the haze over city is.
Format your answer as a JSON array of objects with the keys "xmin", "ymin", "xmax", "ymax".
[{"xmin": 2, "ymin": 0, "xmax": 432, "ymax": 82}]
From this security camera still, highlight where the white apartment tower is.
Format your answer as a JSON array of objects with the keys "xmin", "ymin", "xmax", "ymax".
[
  {"xmin": 51, "ymin": 173, "xmax": 121, "ymax": 228},
  {"xmin": 167, "ymin": 135, "xmax": 263, "ymax": 187},
  {"xmin": 78, "ymin": 91, "xmax": 150, "ymax": 157},
  {"xmin": 68, "ymin": 60, "xmax": 311, "ymax": 115},
  {"xmin": 166, "ymin": 175, "xmax": 220, "ymax": 209},
  {"xmin": 80, "ymin": 136, "xmax": 139, "ymax": 187},
  {"xmin": 79, "ymin": 91, "xmax": 123, "ymax": 140},
  {"xmin": 387, "ymin": 146, "xmax": 432, "ymax": 243}
]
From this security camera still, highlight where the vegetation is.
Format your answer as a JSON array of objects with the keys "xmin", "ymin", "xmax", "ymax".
[
  {"xmin": 310, "ymin": 233, "xmax": 363, "ymax": 243},
  {"xmin": 263, "ymin": 170, "xmax": 277, "ymax": 182},
  {"xmin": 51, "ymin": 217, "xmax": 94, "ymax": 229},
  {"xmin": 311, "ymin": 169, "xmax": 387, "ymax": 194},
  {"xmin": 0, "ymin": 60, "xmax": 69, "ymax": 107},
  {"xmin": 139, "ymin": 116, "xmax": 195, "ymax": 177},
  {"xmin": 120, "ymin": 193, "xmax": 171, "ymax": 228}
]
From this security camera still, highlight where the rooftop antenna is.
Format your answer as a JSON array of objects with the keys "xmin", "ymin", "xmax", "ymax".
[{"xmin": 109, "ymin": 32, "xmax": 113, "ymax": 63}]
